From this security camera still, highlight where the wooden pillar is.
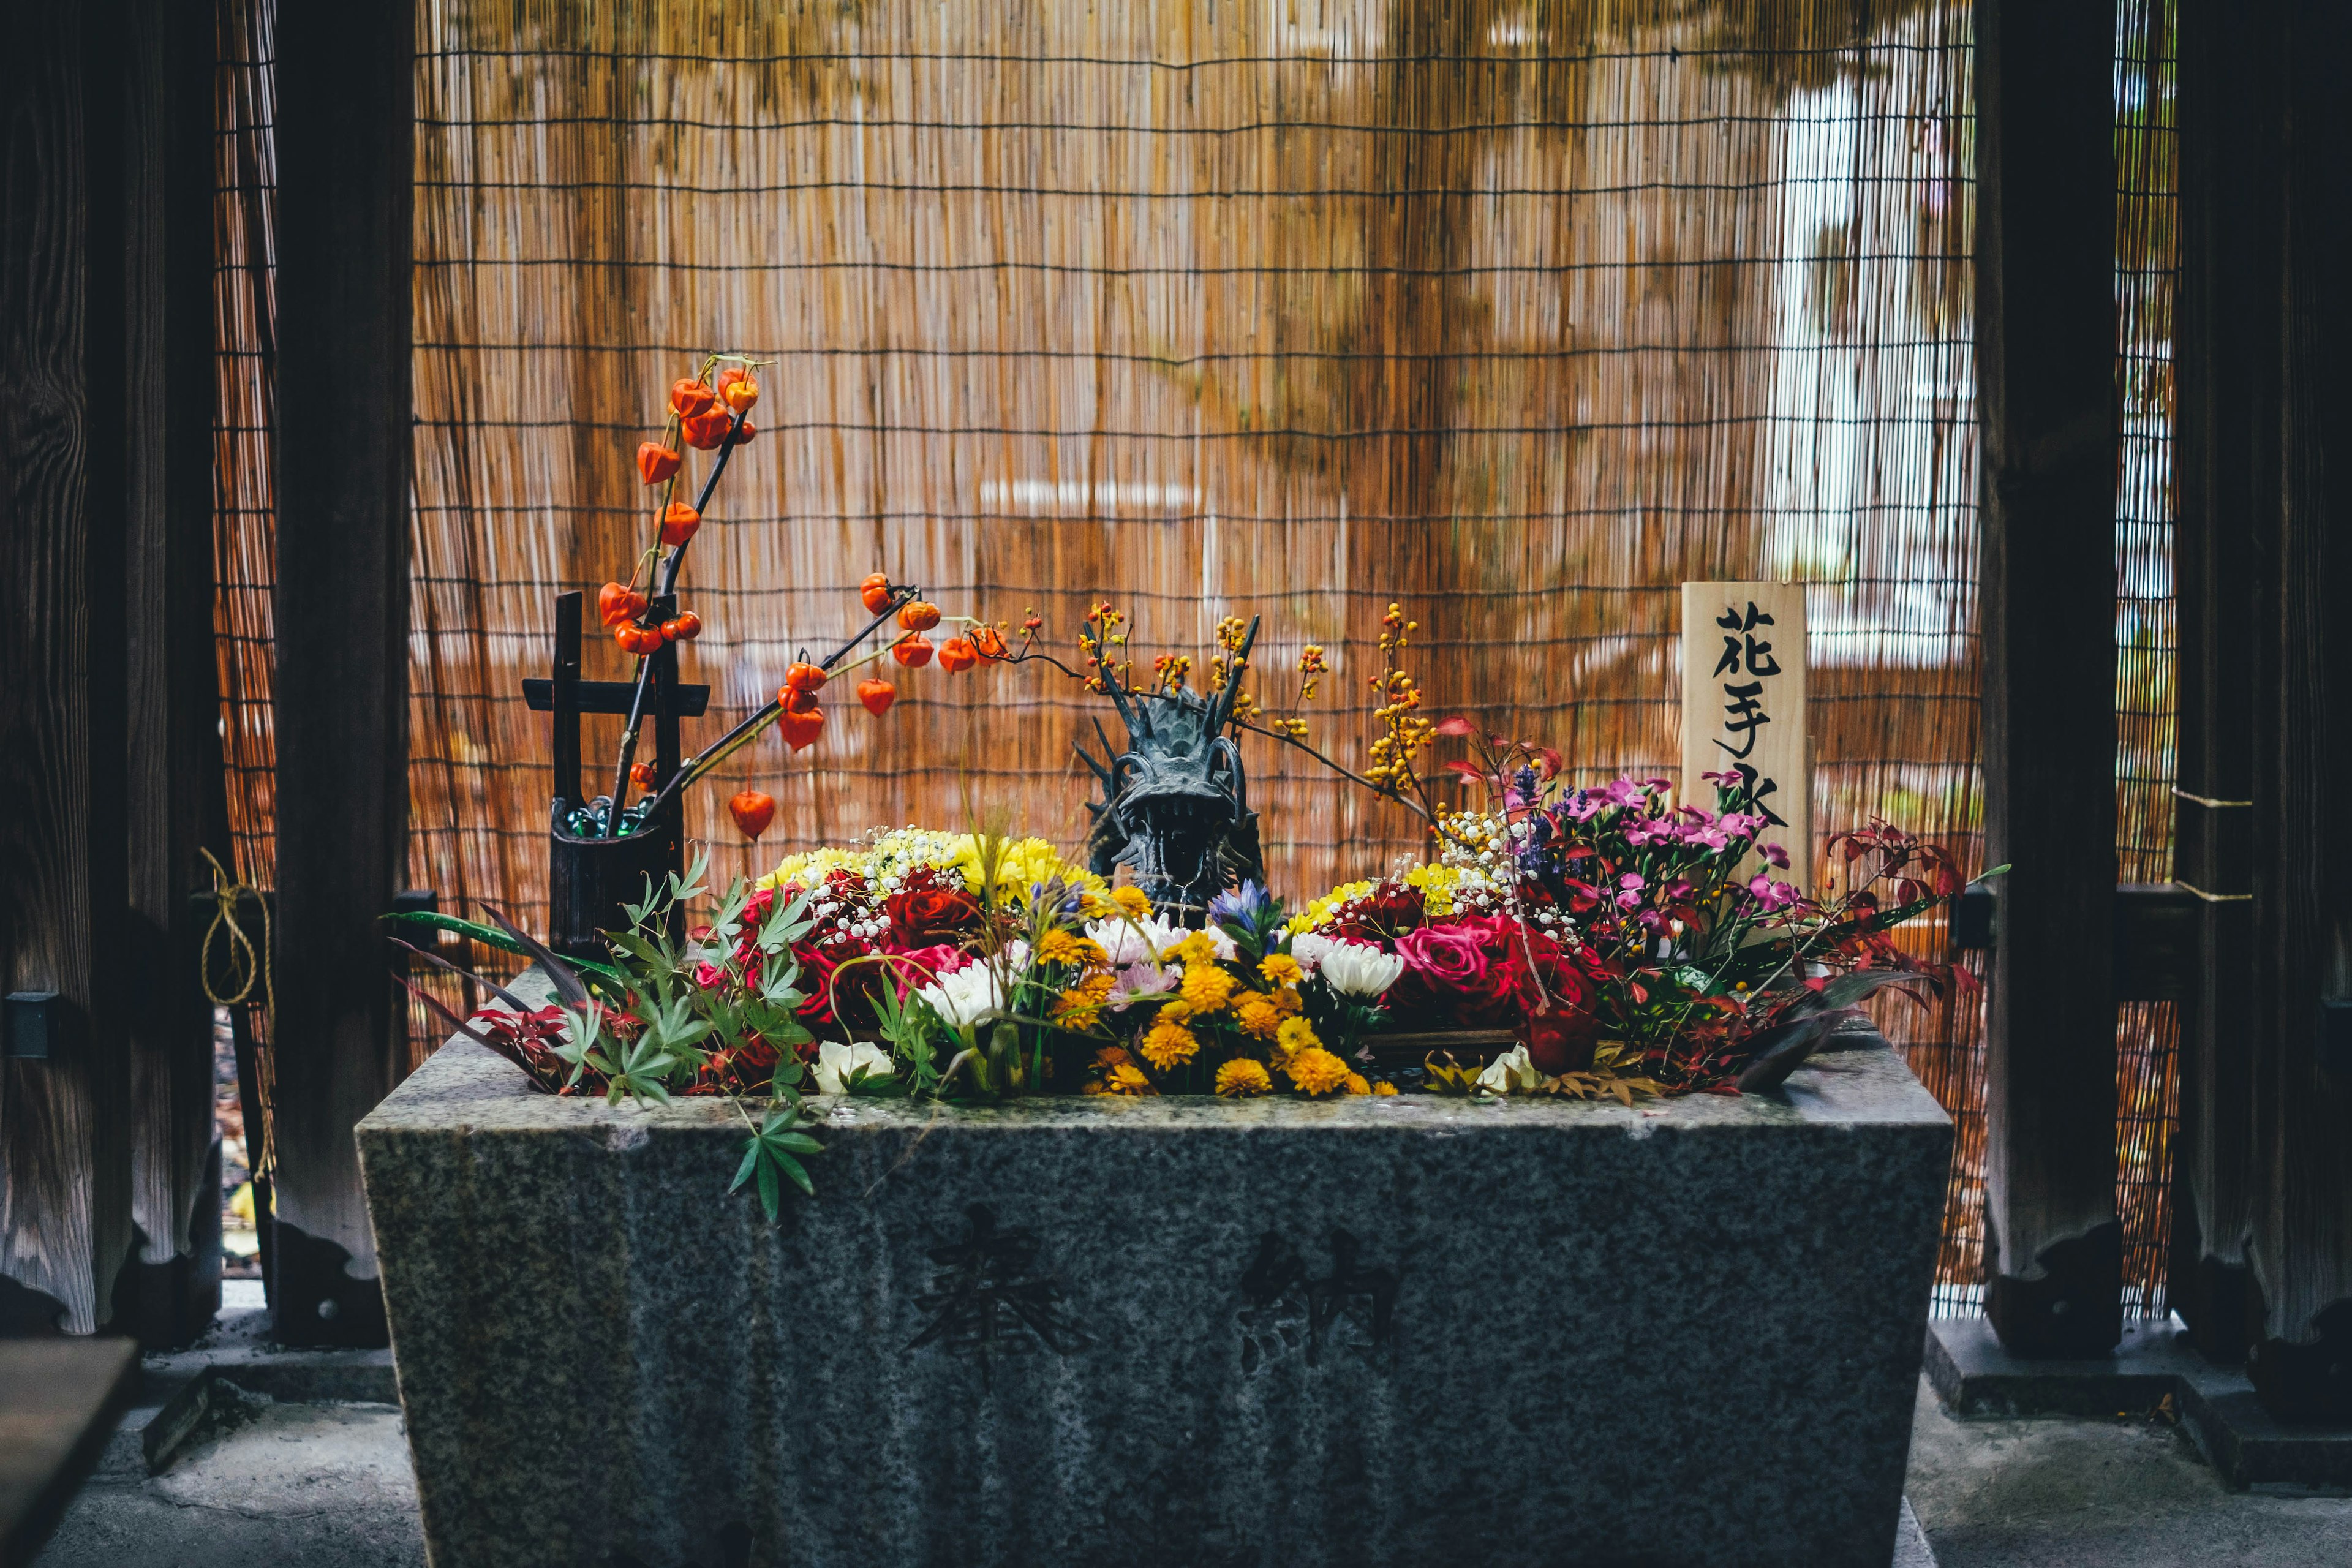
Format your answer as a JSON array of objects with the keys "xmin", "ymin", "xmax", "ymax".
[
  {"xmin": 1973, "ymin": 0, "xmax": 2121, "ymax": 1355},
  {"xmin": 0, "ymin": 0, "xmax": 135, "ymax": 1336},
  {"xmin": 118, "ymin": 0, "xmax": 226, "ymax": 1349},
  {"xmin": 2242, "ymin": 0, "xmax": 2352, "ymax": 1422},
  {"xmin": 2169, "ymin": 0, "xmax": 2275, "ymax": 1367},
  {"xmin": 270, "ymin": 0, "xmax": 413, "ymax": 1348}
]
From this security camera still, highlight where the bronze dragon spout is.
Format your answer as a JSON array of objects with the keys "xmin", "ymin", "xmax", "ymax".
[{"xmin": 1074, "ymin": 616, "xmax": 1265, "ymax": 915}]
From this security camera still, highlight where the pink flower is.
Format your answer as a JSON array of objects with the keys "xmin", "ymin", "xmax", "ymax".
[
  {"xmin": 693, "ymin": 961, "xmax": 726, "ymax": 990},
  {"xmin": 887, "ymin": 943, "xmax": 968, "ymax": 997},
  {"xmin": 1395, "ymin": 923, "xmax": 1496, "ymax": 992},
  {"xmin": 1615, "ymin": 872, "xmax": 1646, "ymax": 911},
  {"xmin": 1747, "ymin": 874, "xmax": 1800, "ymax": 912}
]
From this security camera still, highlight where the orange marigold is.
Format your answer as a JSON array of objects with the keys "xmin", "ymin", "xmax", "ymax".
[
  {"xmin": 1286, "ymin": 1046, "xmax": 1350, "ymax": 1096},
  {"xmin": 1139, "ymin": 1017, "xmax": 1199, "ymax": 1070},
  {"xmin": 1215, "ymin": 1058, "xmax": 1273, "ymax": 1097},
  {"xmin": 1178, "ymin": 963, "xmax": 1237, "ymax": 1015}
]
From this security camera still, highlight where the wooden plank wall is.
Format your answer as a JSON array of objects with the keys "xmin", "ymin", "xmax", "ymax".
[
  {"xmin": 119, "ymin": 0, "xmax": 228, "ymax": 1348},
  {"xmin": 1, "ymin": 0, "xmax": 224, "ymax": 1345},
  {"xmin": 0, "ymin": 0, "xmax": 135, "ymax": 1337}
]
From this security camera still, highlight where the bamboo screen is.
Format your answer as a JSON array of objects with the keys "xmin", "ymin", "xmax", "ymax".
[
  {"xmin": 2113, "ymin": 0, "xmax": 2179, "ymax": 1319},
  {"xmin": 203, "ymin": 0, "xmax": 2184, "ymax": 1311}
]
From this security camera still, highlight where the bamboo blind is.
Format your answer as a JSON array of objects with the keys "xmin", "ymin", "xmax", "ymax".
[
  {"xmin": 2113, "ymin": 0, "xmax": 2179, "ymax": 1319},
  {"xmin": 206, "ymin": 0, "xmax": 2182, "ymax": 1311}
]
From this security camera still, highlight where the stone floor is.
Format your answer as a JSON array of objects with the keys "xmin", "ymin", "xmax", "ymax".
[{"xmin": 31, "ymin": 1377, "xmax": 2352, "ymax": 1566}]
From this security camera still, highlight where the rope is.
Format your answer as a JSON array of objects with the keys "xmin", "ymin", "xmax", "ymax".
[{"xmin": 199, "ymin": 847, "xmax": 275, "ymax": 1177}]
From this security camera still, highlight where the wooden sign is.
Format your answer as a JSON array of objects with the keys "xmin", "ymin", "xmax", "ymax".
[{"xmin": 1681, "ymin": 582, "xmax": 1810, "ymax": 889}]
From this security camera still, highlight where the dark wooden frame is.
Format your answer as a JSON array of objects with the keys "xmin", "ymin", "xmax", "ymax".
[
  {"xmin": 267, "ymin": 0, "xmax": 415, "ymax": 1348},
  {"xmin": 1973, "ymin": 0, "xmax": 2122, "ymax": 1357}
]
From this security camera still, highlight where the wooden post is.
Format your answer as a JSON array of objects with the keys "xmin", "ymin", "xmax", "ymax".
[
  {"xmin": 2168, "ymin": 0, "xmax": 2274, "ymax": 1366},
  {"xmin": 0, "ymin": 0, "xmax": 135, "ymax": 1336},
  {"xmin": 2240, "ymin": 0, "xmax": 2352, "ymax": 1422},
  {"xmin": 118, "ymin": 0, "xmax": 225, "ymax": 1349},
  {"xmin": 1973, "ymin": 0, "xmax": 2122, "ymax": 1355},
  {"xmin": 270, "ymin": 0, "xmax": 414, "ymax": 1348}
]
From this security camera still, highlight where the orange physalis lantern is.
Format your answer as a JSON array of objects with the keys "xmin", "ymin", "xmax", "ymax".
[
  {"xmin": 891, "ymin": 633, "xmax": 933, "ymax": 668},
  {"xmin": 660, "ymin": 502, "xmax": 702, "ymax": 546},
  {"xmin": 856, "ymin": 677, "xmax": 896, "ymax": 716},
  {"xmin": 717, "ymin": 367, "xmax": 761, "ymax": 414},
  {"xmin": 897, "ymin": 600, "xmax": 941, "ymax": 633},
  {"xmin": 669, "ymin": 379, "xmax": 716, "ymax": 418},
  {"xmin": 636, "ymin": 441, "xmax": 681, "ymax": 486},
  {"xmin": 938, "ymin": 636, "xmax": 978, "ymax": 673},
  {"xmin": 598, "ymin": 581, "xmax": 647, "ymax": 627},
  {"xmin": 680, "ymin": 409, "xmax": 731, "ymax": 450},
  {"xmin": 778, "ymin": 704, "xmax": 825, "ymax": 751},
  {"xmin": 660, "ymin": 611, "xmax": 701, "ymax": 643},
  {"xmin": 728, "ymin": 789, "xmax": 776, "ymax": 840},
  {"xmin": 860, "ymin": 573, "xmax": 894, "ymax": 614},
  {"xmin": 970, "ymin": 625, "xmax": 1008, "ymax": 661}
]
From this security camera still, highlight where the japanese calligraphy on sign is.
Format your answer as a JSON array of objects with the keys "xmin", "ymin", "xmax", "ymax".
[
  {"xmin": 907, "ymin": 1203, "xmax": 1091, "ymax": 1385},
  {"xmin": 1680, "ymin": 581, "xmax": 1811, "ymax": 889}
]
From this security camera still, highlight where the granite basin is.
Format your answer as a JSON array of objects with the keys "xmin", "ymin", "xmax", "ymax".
[{"xmin": 358, "ymin": 1028, "xmax": 1951, "ymax": 1568}]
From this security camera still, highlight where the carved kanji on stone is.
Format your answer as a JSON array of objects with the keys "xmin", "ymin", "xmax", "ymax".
[{"xmin": 908, "ymin": 1204, "xmax": 1090, "ymax": 1385}]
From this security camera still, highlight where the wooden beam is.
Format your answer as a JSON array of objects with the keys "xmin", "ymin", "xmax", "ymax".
[
  {"xmin": 2169, "ymin": 0, "xmax": 2273, "ymax": 1367},
  {"xmin": 269, "ymin": 0, "xmax": 414, "ymax": 1348},
  {"xmin": 2242, "ymin": 0, "xmax": 2352, "ymax": 1422},
  {"xmin": 523, "ymin": 678, "xmax": 710, "ymax": 718},
  {"xmin": 118, "ymin": 0, "xmax": 224, "ymax": 1349},
  {"xmin": 0, "ymin": 0, "xmax": 136, "ymax": 1339},
  {"xmin": 1973, "ymin": 0, "xmax": 2122, "ymax": 1356}
]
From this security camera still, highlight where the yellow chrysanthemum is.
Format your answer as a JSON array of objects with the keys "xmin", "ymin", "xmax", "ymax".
[
  {"xmin": 1258, "ymin": 954, "xmax": 1303, "ymax": 987},
  {"xmin": 1050, "ymin": 974, "xmax": 1114, "ymax": 1031},
  {"xmin": 1344, "ymin": 1072, "xmax": 1371, "ymax": 1096},
  {"xmin": 1110, "ymin": 885, "xmax": 1153, "ymax": 918},
  {"xmin": 1372, "ymin": 1080, "xmax": 1398, "ymax": 1096},
  {"xmin": 1270, "ymin": 986, "xmax": 1303, "ymax": 1017},
  {"xmin": 1084, "ymin": 1046, "xmax": 1153, "ymax": 1096},
  {"xmin": 1139, "ymin": 1017, "xmax": 1200, "ymax": 1070},
  {"xmin": 1179, "ymin": 963, "xmax": 1237, "ymax": 1015},
  {"xmin": 1287, "ymin": 878, "xmax": 1374, "ymax": 933},
  {"xmin": 1275, "ymin": 1016, "xmax": 1321, "ymax": 1057},
  {"xmin": 1286, "ymin": 1046, "xmax": 1351, "ymax": 1095},
  {"xmin": 1164, "ymin": 930, "xmax": 1221, "ymax": 967},
  {"xmin": 1215, "ymin": 1058, "xmax": 1273, "ymax": 1097},
  {"xmin": 758, "ymin": 845, "xmax": 861, "ymax": 891},
  {"xmin": 1234, "ymin": 993, "xmax": 1282, "ymax": 1039},
  {"xmin": 1036, "ymin": 930, "xmax": 1107, "ymax": 968}
]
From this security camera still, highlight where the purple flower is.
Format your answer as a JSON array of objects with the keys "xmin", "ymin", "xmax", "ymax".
[
  {"xmin": 1615, "ymin": 872, "xmax": 1646, "ymax": 911},
  {"xmin": 1207, "ymin": 880, "xmax": 1269, "ymax": 923},
  {"xmin": 1761, "ymin": 842, "xmax": 1790, "ymax": 869},
  {"xmin": 1746, "ymin": 874, "xmax": 1799, "ymax": 912}
]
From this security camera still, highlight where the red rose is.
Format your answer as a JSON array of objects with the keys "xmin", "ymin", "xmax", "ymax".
[
  {"xmin": 1395, "ymin": 923, "xmax": 1493, "ymax": 992},
  {"xmin": 888, "ymin": 882, "xmax": 981, "ymax": 946}
]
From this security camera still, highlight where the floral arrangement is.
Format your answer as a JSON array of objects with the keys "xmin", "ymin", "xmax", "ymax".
[{"xmin": 393, "ymin": 540, "xmax": 1982, "ymax": 1215}]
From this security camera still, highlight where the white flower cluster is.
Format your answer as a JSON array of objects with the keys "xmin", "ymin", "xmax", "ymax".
[
  {"xmin": 813, "ymin": 1039, "xmax": 896, "ymax": 1094},
  {"xmin": 1290, "ymin": 933, "xmax": 1406, "ymax": 997},
  {"xmin": 916, "ymin": 963, "xmax": 1005, "ymax": 1031}
]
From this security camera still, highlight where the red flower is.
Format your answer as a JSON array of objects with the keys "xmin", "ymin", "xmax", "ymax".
[
  {"xmin": 1395, "ymin": 923, "xmax": 1494, "ymax": 992},
  {"xmin": 888, "ymin": 878, "xmax": 981, "ymax": 947}
]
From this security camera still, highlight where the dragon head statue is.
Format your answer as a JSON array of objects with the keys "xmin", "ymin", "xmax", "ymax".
[{"xmin": 1074, "ymin": 617, "xmax": 1265, "ymax": 915}]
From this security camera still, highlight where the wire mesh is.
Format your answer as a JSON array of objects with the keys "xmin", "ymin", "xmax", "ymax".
[{"xmin": 200, "ymin": 0, "xmax": 2184, "ymax": 1309}]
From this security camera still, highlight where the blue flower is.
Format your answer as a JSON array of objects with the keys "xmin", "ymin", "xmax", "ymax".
[{"xmin": 1207, "ymin": 881, "xmax": 1270, "ymax": 924}]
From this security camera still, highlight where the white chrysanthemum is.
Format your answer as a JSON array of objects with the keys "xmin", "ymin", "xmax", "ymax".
[
  {"xmin": 1314, "ymin": 941, "xmax": 1407, "ymax": 999},
  {"xmin": 917, "ymin": 963, "xmax": 1006, "ymax": 1030},
  {"xmin": 814, "ymin": 1039, "xmax": 896, "ymax": 1094}
]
